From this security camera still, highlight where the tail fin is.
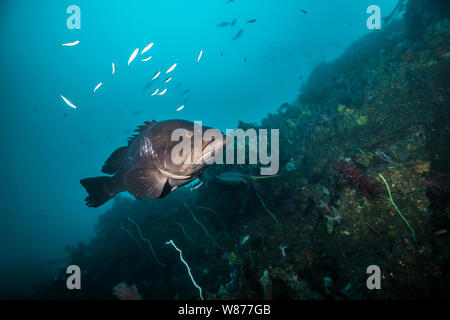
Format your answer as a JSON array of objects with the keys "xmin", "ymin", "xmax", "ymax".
[{"xmin": 80, "ymin": 176, "xmax": 118, "ymax": 208}]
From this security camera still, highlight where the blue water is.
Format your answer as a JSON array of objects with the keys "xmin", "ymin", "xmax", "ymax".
[{"xmin": 0, "ymin": 0, "xmax": 397, "ymax": 298}]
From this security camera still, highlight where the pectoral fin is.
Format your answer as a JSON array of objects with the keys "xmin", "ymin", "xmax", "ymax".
[
  {"xmin": 102, "ymin": 146, "xmax": 128, "ymax": 174},
  {"xmin": 124, "ymin": 168, "xmax": 167, "ymax": 200}
]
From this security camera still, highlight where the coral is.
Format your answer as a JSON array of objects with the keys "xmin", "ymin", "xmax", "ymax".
[
  {"xmin": 356, "ymin": 115, "xmax": 368, "ymax": 125},
  {"xmin": 259, "ymin": 270, "xmax": 272, "ymax": 300},
  {"xmin": 285, "ymin": 161, "xmax": 296, "ymax": 171},
  {"xmin": 112, "ymin": 282, "xmax": 142, "ymax": 300},
  {"xmin": 337, "ymin": 104, "xmax": 369, "ymax": 126},
  {"xmin": 332, "ymin": 161, "xmax": 382, "ymax": 201},
  {"xmin": 323, "ymin": 277, "xmax": 334, "ymax": 295},
  {"xmin": 122, "ymin": 216, "xmax": 166, "ymax": 268},
  {"xmin": 423, "ymin": 173, "xmax": 450, "ymax": 199},
  {"xmin": 165, "ymin": 240, "xmax": 204, "ymax": 300},
  {"xmin": 269, "ymin": 266, "xmax": 305, "ymax": 293},
  {"xmin": 228, "ymin": 251, "xmax": 243, "ymax": 265},
  {"xmin": 379, "ymin": 173, "xmax": 417, "ymax": 244},
  {"xmin": 255, "ymin": 191, "xmax": 279, "ymax": 225},
  {"xmin": 184, "ymin": 201, "xmax": 223, "ymax": 250},
  {"xmin": 317, "ymin": 200, "xmax": 342, "ymax": 234}
]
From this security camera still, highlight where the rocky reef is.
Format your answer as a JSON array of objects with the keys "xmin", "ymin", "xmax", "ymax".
[{"xmin": 34, "ymin": 0, "xmax": 450, "ymax": 300}]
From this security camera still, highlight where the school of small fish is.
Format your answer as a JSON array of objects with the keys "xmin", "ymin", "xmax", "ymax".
[
  {"xmin": 59, "ymin": 0, "xmax": 281, "ymax": 111},
  {"xmin": 59, "ymin": 0, "xmax": 270, "ymax": 112},
  {"xmin": 57, "ymin": 0, "xmax": 310, "ymax": 112},
  {"xmin": 58, "ymin": 27, "xmax": 246, "ymax": 115}
]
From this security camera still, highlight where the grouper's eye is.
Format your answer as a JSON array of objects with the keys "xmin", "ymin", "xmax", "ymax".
[{"xmin": 185, "ymin": 130, "xmax": 193, "ymax": 138}]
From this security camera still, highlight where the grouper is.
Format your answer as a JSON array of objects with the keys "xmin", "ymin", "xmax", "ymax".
[{"xmin": 80, "ymin": 119, "xmax": 226, "ymax": 207}]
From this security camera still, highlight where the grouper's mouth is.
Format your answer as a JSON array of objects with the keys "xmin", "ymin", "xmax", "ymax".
[
  {"xmin": 159, "ymin": 134, "xmax": 226, "ymax": 180},
  {"xmin": 196, "ymin": 134, "xmax": 226, "ymax": 164}
]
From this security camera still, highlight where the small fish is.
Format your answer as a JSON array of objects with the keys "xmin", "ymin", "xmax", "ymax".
[
  {"xmin": 151, "ymin": 88, "xmax": 159, "ymax": 96},
  {"xmin": 182, "ymin": 89, "xmax": 190, "ymax": 95},
  {"xmin": 240, "ymin": 235, "xmax": 250, "ymax": 245},
  {"xmin": 214, "ymin": 171, "xmax": 279, "ymax": 185},
  {"xmin": 158, "ymin": 88, "xmax": 167, "ymax": 95},
  {"xmin": 93, "ymin": 82, "xmax": 103, "ymax": 94},
  {"xmin": 243, "ymin": 57, "xmax": 247, "ymax": 63},
  {"xmin": 112, "ymin": 62, "xmax": 116, "ymax": 75},
  {"xmin": 166, "ymin": 63, "xmax": 177, "ymax": 74},
  {"xmin": 152, "ymin": 71, "xmax": 161, "ymax": 80},
  {"xmin": 176, "ymin": 82, "xmax": 182, "ymax": 89},
  {"xmin": 141, "ymin": 56, "xmax": 152, "ymax": 62},
  {"xmin": 197, "ymin": 49, "xmax": 203, "ymax": 63},
  {"xmin": 232, "ymin": 29, "xmax": 243, "ymax": 40},
  {"xmin": 434, "ymin": 229, "xmax": 447, "ymax": 236},
  {"xmin": 61, "ymin": 40, "xmax": 80, "ymax": 47},
  {"xmin": 191, "ymin": 180, "xmax": 203, "ymax": 190},
  {"xmin": 230, "ymin": 18, "xmax": 236, "ymax": 26},
  {"xmin": 246, "ymin": 19, "xmax": 256, "ymax": 23},
  {"xmin": 300, "ymin": 9, "xmax": 307, "ymax": 14},
  {"xmin": 80, "ymin": 120, "xmax": 226, "ymax": 207},
  {"xmin": 217, "ymin": 21, "xmax": 229, "ymax": 27},
  {"xmin": 176, "ymin": 105, "xmax": 184, "ymax": 111},
  {"xmin": 144, "ymin": 81, "xmax": 153, "ymax": 90},
  {"xmin": 60, "ymin": 95, "xmax": 77, "ymax": 109},
  {"xmin": 141, "ymin": 42, "xmax": 154, "ymax": 55},
  {"xmin": 164, "ymin": 77, "xmax": 172, "ymax": 83},
  {"xmin": 220, "ymin": 51, "xmax": 224, "ymax": 56},
  {"xmin": 183, "ymin": 97, "xmax": 188, "ymax": 103},
  {"xmin": 299, "ymin": 75, "xmax": 303, "ymax": 80},
  {"xmin": 128, "ymin": 48, "xmax": 139, "ymax": 66}
]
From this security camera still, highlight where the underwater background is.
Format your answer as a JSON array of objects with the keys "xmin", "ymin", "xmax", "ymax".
[{"xmin": 0, "ymin": 0, "xmax": 449, "ymax": 299}]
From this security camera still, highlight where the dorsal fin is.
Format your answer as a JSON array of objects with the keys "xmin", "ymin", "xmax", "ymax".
[{"xmin": 127, "ymin": 120, "xmax": 157, "ymax": 146}]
